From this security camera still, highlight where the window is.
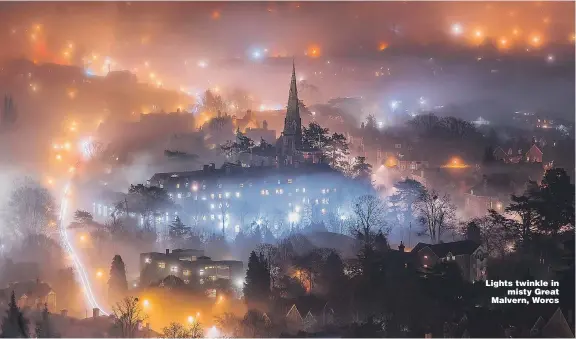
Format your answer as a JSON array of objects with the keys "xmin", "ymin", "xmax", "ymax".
[
  {"xmin": 177, "ymin": 193, "xmax": 182, "ymax": 199},
  {"xmin": 235, "ymin": 192, "xmax": 240, "ymax": 198},
  {"xmin": 183, "ymin": 270, "xmax": 190, "ymax": 276},
  {"xmin": 296, "ymin": 188, "xmax": 299, "ymax": 193},
  {"xmin": 210, "ymin": 194, "xmax": 215, "ymax": 199},
  {"xmin": 423, "ymin": 255, "xmax": 428, "ymax": 259},
  {"xmin": 210, "ymin": 215, "xmax": 215, "ymax": 220},
  {"xmin": 158, "ymin": 262, "xmax": 166, "ymax": 269},
  {"xmin": 184, "ymin": 279, "xmax": 190, "ymax": 284},
  {"xmin": 176, "ymin": 183, "xmax": 180, "ymax": 189},
  {"xmin": 395, "ymin": 144, "xmax": 402, "ymax": 149},
  {"xmin": 160, "ymin": 184, "xmax": 164, "ymax": 188},
  {"xmin": 144, "ymin": 258, "xmax": 151, "ymax": 264},
  {"xmin": 171, "ymin": 266, "xmax": 178, "ymax": 273},
  {"xmin": 218, "ymin": 193, "xmax": 222, "ymax": 199},
  {"xmin": 302, "ymin": 188, "xmax": 306, "ymax": 193},
  {"xmin": 288, "ymin": 179, "xmax": 293, "ymax": 184}
]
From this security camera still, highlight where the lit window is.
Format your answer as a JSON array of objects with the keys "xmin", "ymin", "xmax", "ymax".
[
  {"xmin": 199, "ymin": 269, "xmax": 205, "ymax": 276},
  {"xmin": 185, "ymin": 182, "xmax": 189, "ymax": 187},
  {"xmin": 169, "ymin": 193, "xmax": 173, "ymax": 198},
  {"xmin": 210, "ymin": 194, "xmax": 215, "ymax": 199},
  {"xmin": 235, "ymin": 192, "xmax": 240, "ymax": 198},
  {"xmin": 158, "ymin": 262, "xmax": 166, "ymax": 269},
  {"xmin": 145, "ymin": 258, "xmax": 151, "ymax": 264},
  {"xmin": 210, "ymin": 204, "xmax": 215, "ymax": 209},
  {"xmin": 261, "ymin": 190, "xmax": 265, "ymax": 195},
  {"xmin": 423, "ymin": 264, "xmax": 428, "ymax": 268},
  {"xmin": 202, "ymin": 215, "xmax": 207, "ymax": 221},
  {"xmin": 218, "ymin": 193, "xmax": 222, "ymax": 199},
  {"xmin": 302, "ymin": 188, "xmax": 306, "ymax": 193},
  {"xmin": 177, "ymin": 193, "xmax": 182, "ymax": 199},
  {"xmin": 184, "ymin": 279, "xmax": 190, "ymax": 284},
  {"xmin": 296, "ymin": 188, "xmax": 299, "ymax": 193},
  {"xmin": 322, "ymin": 189, "xmax": 326, "ymax": 194},
  {"xmin": 160, "ymin": 184, "xmax": 164, "ymax": 188},
  {"xmin": 424, "ymin": 255, "xmax": 428, "ymax": 259},
  {"xmin": 171, "ymin": 266, "xmax": 178, "ymax": 273},
  {"xmin": 288, "ymin": 179, "xmax": 293, "ymax": 184},
  {"xmin": 210, "ymin": 215, "xmax": 215, "ymax": 220},
  {"xmin": 239, "ymin": 183, "xmax": 244, "ymax": 188},
  {"xmin": 176, "ymin": 183, "xmax": 180, "ymax": 189},
  {"xmin": 183, "ymin": 270, "xmax": 190, "ymax": 276}
]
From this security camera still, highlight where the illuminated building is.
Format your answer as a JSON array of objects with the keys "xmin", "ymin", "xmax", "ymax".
[
  {"xmin": 277, "ymin": 61, "xmax": 304, "ymax": 165},
  {"xmin": 411, "ymin": 240, "xmax": 488, "ymax": 282},
  {"xmin": 139, "ymin": 248, "xmax": 243, "ymax": 287}
]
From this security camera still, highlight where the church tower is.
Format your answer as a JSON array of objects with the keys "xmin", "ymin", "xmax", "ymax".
[{"xmin": 280, "ymin": 61, "xmax": 302, "ymax": 163}]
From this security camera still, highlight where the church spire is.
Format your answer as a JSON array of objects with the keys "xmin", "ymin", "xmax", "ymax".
[{"xmin": 288, "ymin": 58, "xmax": 298, "ymax": 104}]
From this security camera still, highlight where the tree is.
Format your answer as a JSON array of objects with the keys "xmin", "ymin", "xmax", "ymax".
[
  {"xmin": 4, "ymin": 177, "xmax": 57, "ymax": 240},
  {"xmin": 215, "ymin": 313, "xmax": 241, "ymax": 337},
  {"xmin": 126, "ymin": 184, "xmax": 173, "ymax": 230},
  {"xmin": 482, "ymin": 146, "xmax": 496, "ymax": 163},
  {"xmin": 255, "ymin": 244, "xmax": 280, "ymax": 286},
  {"xmin": 168, "ymin": 216, "xmax": 190, "ymax": 246},
  {"xmin": 112, "ymin": 297, "xmax": 147, "ymax": 338},
  {"xmin": 243, "ymin": 251, "xmax": 271, "ymax": 309},
  {"xmin": 302, "ymin": 122, "xmax": 330, "ymax": 150},
  {"xmin": 1, "ymin": 291, "xmax": 29, "ymax": 338},
  {"xmin": 505, "ymin": 182, "xmax": 540, "ymax": 245},
  {"xmin": 388, "ymin": 179, "xmax": 425, "ymax": 227},
  {"xmin": 365, "ymin": 114, "xmax": 377, "ymax": 130},
  {"xmin": 351, "ymin": 195, "xmax": 388, "ymax": 251},
  {"xmin": 324, "ymin": 132, "xmax": 350, "ymax": 171},
  {"xmin": 240, "ymin": 309, "xmax": 272, "ymax": 337},
  {"xmin": 73, "ymin": 210, "xmax": 94, "ymax": 225},
  {"xmin": 108, "ymin": 255, "xmax": 128, "ymax": 303},
  {"xmin": 535, "ymin": 168, "xmax": 575, "ymax": 234},
  {"xmin": 464, "ymin": 210, "xmax": 511, "ymax": 257},
  {"xmin": 35, "ymin": 304, "xmax": 59, "ymax": 338},
  {"xmin": 350, "ymin": 156, "xmax": 372, "ymax": 181},
  {"xmin": 220, "ymin": 129, "xmax": 254, "ymax": 159},
  {"xmin": 201, "ymin": 90, "xmax": 226, "ymax": 114},
  {"xmin": 162, "ymin": 321, "xmax": 203, "ymax": 338},
  {"xmin": 414, "ymin": 190, "xmax": 456, "ymax": 244}
]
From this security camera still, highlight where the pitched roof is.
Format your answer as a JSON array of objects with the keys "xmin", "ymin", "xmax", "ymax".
[
  {"xmin": 0, "ymin": 280, "xmax": 53, "ymax": 301},
  {"xmin": 468, "ymin": 173, "xmax": 516, "ymax": 197},
  {"xmin": 411, "ymin": 240, "xmax": 480, "ymax": 258}
]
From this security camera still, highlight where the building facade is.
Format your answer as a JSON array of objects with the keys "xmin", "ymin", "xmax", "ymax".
[{"xmin": 139, "ymin": 248, "xmax": 243, "ymax": 287}]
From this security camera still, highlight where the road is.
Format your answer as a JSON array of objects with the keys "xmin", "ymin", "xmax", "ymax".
[{"xmin": 58, "ymin": 179, "xmax": 109, "ymax": 316}]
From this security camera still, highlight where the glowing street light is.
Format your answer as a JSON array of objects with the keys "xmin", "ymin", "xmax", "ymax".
[
  {"xmin": 288, "ymin": 212, "xmax": 300, "ymax": 224},
  {"xmin": 55, "ymin": 154, "xmax": 62, "ymax": 161},
  {"xmin": 80, "ymin": 234, "xmax": 87, "ymax": 242},
  {"xmin": 450, "ymin": 23, "xmax": 463, "ymax": 36},
  {"xmin": 546, "ymin": 54, "xmax": 555, "ymax": 63},
  {"xmin": 96, "ymin": 270, "xmax": 103, "ymax": 278},
  {"xmin": 187, "ymin": 316, "xmax": 195, "ymax": 324},
  {"xmin": 143, "ymin": 299, "xmax": 150, "ymax": 307}
]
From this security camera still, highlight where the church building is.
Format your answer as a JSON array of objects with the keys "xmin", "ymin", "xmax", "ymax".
[{"xmin": 276, "ymin": 62, "xmax": 322, "ymax": 166}]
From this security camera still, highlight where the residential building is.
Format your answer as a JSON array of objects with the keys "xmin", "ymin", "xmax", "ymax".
[
  {"xmin": 0, "ymin": 280, "xmax": 56, "ymax": 311},
  {"xmin": 139, "ymin": 248, "xmax": 243, "ymax": 287},
  {"xmin": 493, "ymin": 142, "xmax": 543, "ymax": 164},
  {"xmin": 411, "ymin": 240, "xmax": 488, "ymax": 282},
  {"xmin": 464, "ymin": 174, "xmax": 510, "ymax": 217}
]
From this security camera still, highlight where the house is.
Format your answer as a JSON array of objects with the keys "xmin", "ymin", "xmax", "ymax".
[
  {"xmin": 464, "ymin": 174, "xmax": 511, "ymax": 217},
  {"xmin": 530, "ymin": 308, "xmax": 574, "ymax": 338},
  {"xmin": 411, "ymin": 240, "xmax": 487, "ymax": 282},
  {"xmin": 493, "ymin": 141, "xmax": 544, "ymax": 164},
  {"xmin": 0, "ymin": 280, "xmax": 56, "ymax": 311}
]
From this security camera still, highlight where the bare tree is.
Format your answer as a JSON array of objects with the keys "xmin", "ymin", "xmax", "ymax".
[
  {"xmin": 4, "ymin": 177, "xmax": 57, "ymax": 240},
  {"xmin": 351, "ymin": 195, "xmax": 389, "ymax": 249},
  {"xmin": 112, "ymin": 297, "xmax": 148, "ymax": 338},
  {"xmin": 162, "ymin": 321, "xmax": 203, "ymax": 338},
  {"xmin": 414, "ymin": 189, "xmax": 456, "ymax": 244}
]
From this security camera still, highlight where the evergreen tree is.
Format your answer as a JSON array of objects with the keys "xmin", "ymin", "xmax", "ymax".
[
  {"xmin": 351, "ymin": 156, "xmax": 372, "ymax": 181},
  {"xmin": 35, "ymin": 304, "xmax": 58, "ymax": 338},
  {"xmin": 1, "ymin": 291, "xmax": 29, "ymax": 338},
  {"xmin": 169, "ymin": 216, "xmax": 190, "ymax": 244},
  {"xmin": 108, "ymin": 255, "xmax": 128, "ymax": 303},
  {"xmin": 243, "ymin": 251, "xmax": 270, "ymax": 308}
]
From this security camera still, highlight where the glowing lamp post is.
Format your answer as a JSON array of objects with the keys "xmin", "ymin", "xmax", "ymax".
[{"xmin": 288, "ymin": 212, "xmax": 300, "ymax": 232}]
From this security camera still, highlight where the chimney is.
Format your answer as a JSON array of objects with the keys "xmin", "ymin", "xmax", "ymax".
[
  {"xmin": 92, "ymin": 308, "xmax": 100, "ymax": 318},
  {"xmin": 146, "ymin": 323, "xmax": 151, "ymax": 330},
  {"xmin": 166, "ymin": 249, "xmax": 170, "ymax": 255},
  {"xmin": 203, "ymin": 164, "xmax": 209, "ymax": 172},
  {"xmin": 398, "ymin": 241, "xmax": 405, "ymax": 252},
  {"xmin": 60, "ymin": 309, "xmax": 68, "ymax": 317},
  {"xmin": 210, "ymin": 163, "xmax": 216, "ymax": 170}
]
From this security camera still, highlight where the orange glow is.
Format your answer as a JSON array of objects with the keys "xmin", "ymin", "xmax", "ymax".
[
  {"xmin": 512, "ymin": 28, "xmax": 520, "ymax": 36},
  {"xmin": 96, "ymin": 270, "xmax": 103, "ymax": 277},
  {"xmin": 441, "ymin": 157, "xmax": 469, "ymax": 169},
  {"xmin": 384, "ymin": 156, "xmax": 398, "ymax": 168},
  {"xmin": 80, "ymin": 234, "xmax": 87, "ymax": 242},
  {"xmin": 529, "ymin": 34, "xmax": 542, "ymax": 47},
  {"xmin": 143, "ymin": 299, "xmax": 150, "ymax": 307},
  {"xmin": 378, "ymin": 42, "xmax": 389, "ymax": 51},
  {"xmin": 498, "ymin": 37, "xmax": 509, "ymax": 49},
  {"xmin": 306, "ymin": 45, "xmax": 321, "ymax": 58},
  {"xmin": 55, "ymin": 154, "xmax": 62, "ymax": 161},
  {"xmin": 211, "ymin": 10, "xmax": 221, "ymax": 19},
  {"xmin": 47, "ymin": 178, "xmax": 54, "ymax": 185}
]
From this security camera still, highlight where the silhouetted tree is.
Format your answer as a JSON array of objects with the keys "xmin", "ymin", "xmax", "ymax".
[
  {"xmin": 0, "ymin": 291, "xmax": 29, "ymax": 338},
  {"xmin": 108, "ymin": 255, "xmax": 128, "ymax": 303},
  {"xmin": 244, "ymin": 251, "xmax": 271, "ymax": 309},
  {"xmin": 414, "ymin": 190, "xmax": 456, "ymax": 244},
  {"xmin": 168, "ymin": 216, "xmax": 190, "ymax": 245},
  {"xmin": 389, "ymin": 179, "xmax": 425, "ymax": 227},
  {"xmin": 112, "ymin": 297, "xmax": 147, "ymax": 338},
  {"xmin": 535, "ymin": 168, "xmax": 575, "ymax": 234}
]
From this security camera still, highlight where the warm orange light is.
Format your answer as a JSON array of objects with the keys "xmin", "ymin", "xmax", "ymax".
[
  {"xmin": 498, "ymin": 38, "xmax": 509, "ymax": 49},
  {"xmin": 80, "ymin": 234, "xmax": 87, "ymax": 242},
  {"xmin": 442, "ymin": 157, "xmax": 469, "ymax": 169},
  {"xmin": 474, "ymin": 30, "xmax": 483, "ymax": 38},
  {"xmin": 530, "ymin": 34, "xmax": 542, "ymax": 47},
  {"xmin": 306, "ymin": 45, "xmax": 321, "ymax": 58},
  {"xmin": 68, "ymin": 166, "xmax": 75, "ymax": 173},
  {"xmin": 384, "ymin": 156, "xmax": 398, "ymax": 168},
  {"xmin": 143, "ymin": 299, "xmax": 150, "ymax": 307},
  {"xmin": 64, "ymin": 142, "xmax": 71, "ymax": 150},
  {"xmin": 47, "ymin": 178, "xmax": 54, "ymax": 185},
  {"xmin": 96, "ymin": 270, "xmax": 103, "ymax": 277},
  {"xmin": 512, "ymin": 28, "xmax": 520, "ymax": 36},
  {"xmin": 378, "ymin": 42, "xmax": 389, "ymax": 51},
  {"xmin": 55, "ymin": 154, "xmax": 62, "ymax": 161},
  {"xmin": 211, "ymin": 10, "xmax": 221, "ymax": 19},
  {"xmin": 187, "ymin": 316, "xmax": 195, "ymax": 323}
]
